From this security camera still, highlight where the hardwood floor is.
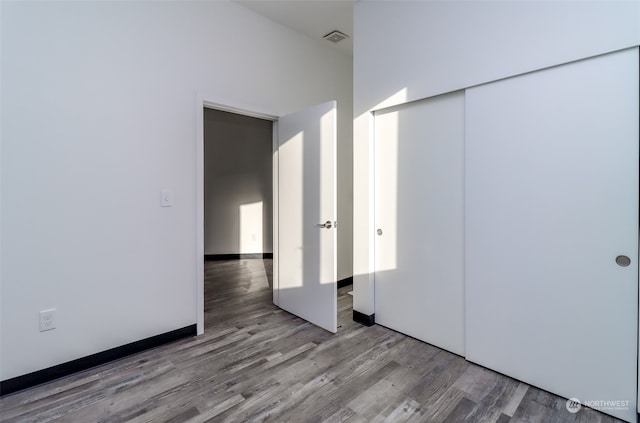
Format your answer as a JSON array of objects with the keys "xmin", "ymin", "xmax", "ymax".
[{"xmin": 0, "ymin": 259, "xmax": 624, "ymax": 422}]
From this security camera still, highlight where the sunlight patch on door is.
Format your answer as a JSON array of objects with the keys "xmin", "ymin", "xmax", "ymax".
[
  {"xmin": 374, "ymin": 108, "xmax": 398, "ymax": 272},
  {"xmin": 319, "ymin": 107, "xmax": 337, "ymax": 285},
  {"xmin": 279, "ymin": 130, "xmax": 304, "ymax": 289}
]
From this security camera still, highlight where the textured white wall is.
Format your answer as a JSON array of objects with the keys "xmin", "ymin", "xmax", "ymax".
[
  {"xmin": 353, "ymin": 0, "xmax": 640, "ymax": 315},
  {"xmin": 0, "ymin": 0, "xmax": 352, "ymax": 381}
]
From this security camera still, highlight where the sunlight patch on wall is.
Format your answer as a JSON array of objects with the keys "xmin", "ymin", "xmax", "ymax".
[
  {"xmin": 240, "ymin": 201, "xmax": 263, "ymax": 254},
  {"xmin": 373, "ymin": 87, "xmax": 408, "ymax": 112}
]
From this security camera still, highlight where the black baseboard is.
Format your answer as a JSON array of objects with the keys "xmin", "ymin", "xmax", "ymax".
[
  {"xmin": 337, "ymin": 277, "xmax": 353, "ymax": 289},
  {"xmin": 205, "ymin": 253, "xmax": 273, "ymax": 260},
  {"xmin": 353, "ymin": 310, "xmax": 375, "ymax": 327},
  {"xmin": 0, "ymin": 324, "xmax": 197, "ymax": 397}
]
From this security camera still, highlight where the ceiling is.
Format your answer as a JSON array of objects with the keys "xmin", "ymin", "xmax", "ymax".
[{"xmin": 236, "ymin": 0, "xmax": 355, "ymax": 56}]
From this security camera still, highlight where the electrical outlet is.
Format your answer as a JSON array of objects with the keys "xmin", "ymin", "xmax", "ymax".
[
  {"xmin": 160, "ymin": 190, "xmax": 172, "ymax": 207},
  {"xmin": 39, "ymin": 309, "xmax": 56, "ymax": 332}
]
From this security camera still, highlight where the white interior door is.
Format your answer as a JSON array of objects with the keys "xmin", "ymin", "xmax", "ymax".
[
  {"xmin": 465, "ymin": 48, "xmax": 638, "ymax": 423},
  {"xmin": 374, "ymin": 91, "xmax": 465, "ymax": 355},
  {"xmin": 277, "ymin": 101, "xmax": 337, "ymax": 333}
]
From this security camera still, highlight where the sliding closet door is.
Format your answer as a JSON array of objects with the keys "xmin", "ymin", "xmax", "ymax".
[
  {"xmin": 465, "ymin": 48, "xmax": 638, "ymax": 422},
  {"xmin": 374, "ymin": 91, "xmax": 465, "ymax": 355}
]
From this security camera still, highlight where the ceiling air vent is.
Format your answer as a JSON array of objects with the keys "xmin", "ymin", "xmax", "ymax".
[{"xmin": 323, "ymin": 30, "xmax": 349, "ymax": 43}]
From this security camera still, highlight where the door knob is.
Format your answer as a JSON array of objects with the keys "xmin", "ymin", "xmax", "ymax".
[
  {"xmin": 377, "ymin": 229, "xmax": 383, "ymax": 236},
  {"xmin": 317, "ymin": 221, "xmax": 333, "ymax": 229}
]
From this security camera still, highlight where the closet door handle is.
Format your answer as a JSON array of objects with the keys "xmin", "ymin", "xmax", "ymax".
[{"xmin": 616, "ymin": 255, "xmax": 631, "ymax": 267}]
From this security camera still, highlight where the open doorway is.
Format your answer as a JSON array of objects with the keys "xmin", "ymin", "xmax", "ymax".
[
  {"xmin": 202, "ymin": 107, "xmax": 275, "ymax": 331},
  {"xmin": 196, "ymin": 100, "xmax": 280, "ymax": 335}
]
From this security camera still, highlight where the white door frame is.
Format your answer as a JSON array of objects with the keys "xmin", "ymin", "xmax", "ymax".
[{"xmin": 195, "ymin": 94, "xmax": 279, "ymax": 335}]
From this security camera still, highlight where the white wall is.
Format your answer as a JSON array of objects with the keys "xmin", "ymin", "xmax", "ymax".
[
  {"xmin": 353, "ymin": 0, "xmax": 640, "ymax": 315},
  {"xmin": 0, "ymin": 0, "xmax": 352, "ymax": 381},
  {"xmin": 204, "ymin": 108, "xmax": 273, "ymax": 255}
]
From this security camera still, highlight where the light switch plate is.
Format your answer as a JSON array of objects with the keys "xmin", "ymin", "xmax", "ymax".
[{"xmin": 160, "ymin": 190, "xmax": 172, "ymax": 207}]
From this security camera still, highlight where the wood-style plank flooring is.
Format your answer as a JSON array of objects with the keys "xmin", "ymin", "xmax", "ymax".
[{"xmin": 0, "ymin": 259, "xmax": 624, "ymax": 422}]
